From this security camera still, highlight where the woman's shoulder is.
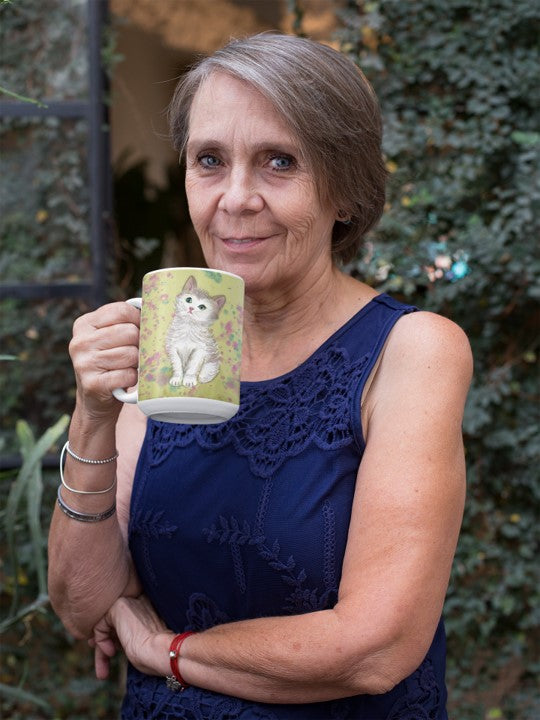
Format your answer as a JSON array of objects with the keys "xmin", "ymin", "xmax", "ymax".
[
  {"xmin": 361, "ymin": 308, "xmax": 472, "ymax": 447},
  {"xmin": 393, "ymin": 308, "xmax": 471, "ymax": 357},
  {"xmin": 380, "ymin": 309, "xmax": 473, "ymax": 391}
]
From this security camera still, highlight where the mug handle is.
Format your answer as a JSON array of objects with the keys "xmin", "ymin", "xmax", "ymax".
[{"xmin": 112, "ymin": 297, "xmax": 141, "ymax": 403}]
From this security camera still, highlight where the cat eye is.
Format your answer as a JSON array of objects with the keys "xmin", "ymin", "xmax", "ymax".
[
  {"xmin": 185, "ymin": 297, "xmax": 192, "ymax": 303},
  {"xmin": 198, "ymin": 304, "xmax": 207, "ymax": 310}
]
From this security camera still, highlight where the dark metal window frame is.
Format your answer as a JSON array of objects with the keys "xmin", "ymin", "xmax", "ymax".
[{"xmin": 0, "ymin": 0, "xmax": 111, "ymax": 307}]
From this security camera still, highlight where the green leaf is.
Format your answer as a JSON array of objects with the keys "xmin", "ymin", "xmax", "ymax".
[
  {"xmin": 0, "ymin": 680, "xmax": 52, "ymax": 712},
  {"xmin": 0, "ymin": 85, "xmax": 47, "ymax": 108},
  {"xmin": 511, "ymin": 131, "xmax": 540, "ymax": 146},
  {"xmin": 5, "ymin": 415, "xmax": 69, "ymax": 618},
  {"xmin": 23, "ymin": 445, "xmax": 47, "ymax": 598}
]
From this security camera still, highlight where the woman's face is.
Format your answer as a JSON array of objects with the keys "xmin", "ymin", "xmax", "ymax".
[{"xmin": 184, "ymin": 72, "xmax": 337, "ymax": 295}]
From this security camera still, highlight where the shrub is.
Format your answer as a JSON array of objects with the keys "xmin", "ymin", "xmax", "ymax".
[
  {"xmin": 0, "ymin": 0, "xmax": 92, "ymax": 452},
  {"xmin": 338, "ymin": 0, "xmax": 540, "ymax": 715}
]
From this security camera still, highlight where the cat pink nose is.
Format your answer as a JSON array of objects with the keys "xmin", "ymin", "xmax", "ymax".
[{"xmin": 188, "ymin": 307, "xmax": 194, "ymax": 313}]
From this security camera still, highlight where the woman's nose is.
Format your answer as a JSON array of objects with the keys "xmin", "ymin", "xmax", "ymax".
[{"xmin": 217, "ymin": 167, "xmax": 264, "ymax": 215}]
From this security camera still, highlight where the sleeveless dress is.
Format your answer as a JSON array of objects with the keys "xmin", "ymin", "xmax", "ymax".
[{"xmin": 125, "ymin": 293, "xmax": 449, "ymax": 720}]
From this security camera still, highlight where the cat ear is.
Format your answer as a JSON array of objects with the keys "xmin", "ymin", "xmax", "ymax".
[
  {"xmin": 213, "ymin": 295, "xmax": 226, "ymax": 311},
  {"xmin": 182, "ymin": 276, "xmax": 197, "ymax": 293}
]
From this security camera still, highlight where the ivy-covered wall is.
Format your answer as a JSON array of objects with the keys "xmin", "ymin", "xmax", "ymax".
[{"xmin": 338, "ymin": 1, "xmax": 539, "ymax": 716}]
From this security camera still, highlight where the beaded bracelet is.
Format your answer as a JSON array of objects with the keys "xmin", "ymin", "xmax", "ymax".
[
  {"xmin": 166, "ymin": 631, "xmax": 196, "ymax": 691},
  {"xmin": 60, "ymin": 441, "xmax": 117, "ymax": 495},
  {"xmin": 57, "ymin": 486, "xmax": 116, "ymax": 523},
  {"xmin": 65, "ymin": 440, "xmax": 118, "ymax": 465}
]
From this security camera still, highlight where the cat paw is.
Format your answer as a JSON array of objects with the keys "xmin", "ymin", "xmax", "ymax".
[
  {"xmin": 183, "ymin": 375, "xmax": 197, "ymax": 387},
  {"xmin": 169, "ymin": 376, "xmax": 183, "ymax": 386}
]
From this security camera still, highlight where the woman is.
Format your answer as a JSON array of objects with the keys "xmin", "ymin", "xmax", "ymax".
[{"xmin": 48, "ymin": 33, "xmax": 472, "ymax": 719}]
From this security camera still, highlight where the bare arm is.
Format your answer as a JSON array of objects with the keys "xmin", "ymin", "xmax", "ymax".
[
  {"xmin": 94, "ymin": 311, "xmax": 473, "ymax": 701},
  {"xmin": 48, "ymin": 303, "xmax": 146, "ymax": 639}
]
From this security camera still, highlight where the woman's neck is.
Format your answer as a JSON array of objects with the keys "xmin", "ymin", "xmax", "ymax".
[{"xmin": 241, "ymin": 268, "xmax": 374, "ymax": 382}]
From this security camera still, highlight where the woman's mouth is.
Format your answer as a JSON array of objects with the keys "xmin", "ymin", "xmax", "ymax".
[
  {"xmin": 228, "ymin": 238, "xmax": 257, "ymax": 244},
  {"xmin": 222, "ymin": 236, "xmax": 270, "ymax": 246}
]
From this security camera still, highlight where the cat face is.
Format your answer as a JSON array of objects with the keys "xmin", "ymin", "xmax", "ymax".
[{"xmin": 174, "ymin": 276, "xmax": 225, "ymax": 324}]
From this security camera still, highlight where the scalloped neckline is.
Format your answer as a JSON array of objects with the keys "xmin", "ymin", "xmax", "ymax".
[{"xmin": 241, "ymin": 293, "xmax": 385, "ymax": 388}]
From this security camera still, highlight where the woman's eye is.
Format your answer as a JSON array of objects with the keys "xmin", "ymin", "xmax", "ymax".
[
  {"xmin": 198, "ymin": 154, "xmax": 221, "ymax": 169},
  {"xmin": 269, "ymin": 155, "xmax": 294, "ymax": 171}
]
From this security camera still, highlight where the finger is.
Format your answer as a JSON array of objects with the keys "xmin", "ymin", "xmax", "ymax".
[
  {"xmin": 70, "ymin": 323, "xmax": 140, "ymax": 360},
  {"xmin": 74, "ymin": 302, "xmax": 140, "ymax": 334},
  {"xmin": 97, "ymin": 637, "xmax": 118, "ymax": 658},
  {"xmin": 70, "ymin": 340, "xmax": 139, "ymax": 402},
  {"xmin": 94, "ymin": 643, "xmax": 111, "ymax": 680},
  {"xmin": 89, "ymin": 635, "xmax": 120, "ymax": 653},
  {"xmin": 93, "ymin": 302, "xmax": 141, "ymax": 330},
  {"xmin": 93, "ymin": 619, "xmax": 119, "ymax": 664},
  {"xmin": 84, "ymin": 345, "xmax": 140, "ymax": 374}
]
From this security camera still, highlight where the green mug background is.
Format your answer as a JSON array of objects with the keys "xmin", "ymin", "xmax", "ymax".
[{"xmin": 137, "ymin": 268, "xmax": 244, "ymax": 405}]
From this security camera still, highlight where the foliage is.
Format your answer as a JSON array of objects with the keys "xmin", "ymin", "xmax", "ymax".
[
  {"xmin": 0, "ymin": 417, "xmax": 63, "ymax": 714},
  {"xmin": 0, "ymin": 0, "xmax": 88, "ymax": 101},
  {"xmin": 0, "ymin": 86, "xmax": 46, "ymax": 107},
  {"xmin": 0, "ymin": 0, "xmax": 93, "ymax": 453},
  {"xmin": 113, "ymin": 155, "xmax": 201, "ymax": 299},
  {"xmin": 1, "ymin": 116, "xmax": 91, "ymax": 284},
  {"xmin": 0, "ymin": 121, "xmax": 91, "ymax": 452},
  {"xmin": 0, "ymin": 297, "xmax": 89, "ymax": 454},
  {"xmin": 0, "ymin": 3, "xmax": 124, "ymax": 716},
  {"xmin": 2, "ymin": 415, "xmax": 69, "ymax": 625},
  {"xmin": 338, "ymin": 0, "xmax": 540, "ymax": 715},
  {"xmin": 0, "ymin": 417, "xmax": 124, "ymax": 718}
]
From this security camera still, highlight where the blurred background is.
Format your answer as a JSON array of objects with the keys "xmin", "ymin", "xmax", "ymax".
[{"xmin": 1, "ymin": 0, "xmax": 538, "ymax": 717}]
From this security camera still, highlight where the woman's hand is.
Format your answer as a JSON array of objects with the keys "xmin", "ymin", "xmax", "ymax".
[
  {"xmin": 91, "ymin": 595, "xmax": 174, "ymax": 680},
  {"xmin": 69, "ymin": 302, "xmax": 140, "ymax": 422}
]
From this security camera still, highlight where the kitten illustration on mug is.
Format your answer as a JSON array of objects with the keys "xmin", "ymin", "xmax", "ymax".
[{"xmin": 166, "ymin": 276, "xmax": 226, "ymax": 387}]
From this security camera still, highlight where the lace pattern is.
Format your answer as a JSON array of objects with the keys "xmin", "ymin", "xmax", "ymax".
[
  {"xmin": 123, "ymin": 671, "xmax": 280, "ymax": 720},
  {"xmin": 125, "ymin": 297, "xmax": 448, "ymax": 719},
  {"xmin": 123, "ymin": 654, "xmax": 441, "ymax": 720},
  {"xmin": 129, "ymin": 509, "xmax": 179, "ymax": 586},
  {"xmin": 202, "ymin": 500, "xmax": 338, "ymax": 614},
  {"xmin": 387, "ymin": 658, "xmax": 441, "ymax": 720},
  {"xmin": 148, "ymin": 345, "xmax": 370, "ymax": 478}
]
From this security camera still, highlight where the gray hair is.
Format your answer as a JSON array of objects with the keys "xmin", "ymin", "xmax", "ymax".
[{"xmin": 168, "ymin": 33, "xmax": 387, "ymax": 264}]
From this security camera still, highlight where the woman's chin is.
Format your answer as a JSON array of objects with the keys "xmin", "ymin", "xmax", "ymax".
[{"xmin": 201, "ymin": 253, "xmax": 271, "ymax": 288}]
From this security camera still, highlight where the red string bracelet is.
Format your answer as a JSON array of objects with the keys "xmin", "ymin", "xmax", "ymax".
[{"xmin": 167, "ymin": 631, "xmax": 196, "ymax": 692}]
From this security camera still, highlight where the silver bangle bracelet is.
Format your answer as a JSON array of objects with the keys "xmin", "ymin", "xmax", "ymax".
[
  {"xmin": 57, "ymin": 486, "xmax": 116, "ymax": 523},
  {"xmin": 60, "ymin": 442, "xmax": 117, "ymax": 495},
  {"xmin": 65, "ymin": 440, "xmax": 118, "ymax": 465}
]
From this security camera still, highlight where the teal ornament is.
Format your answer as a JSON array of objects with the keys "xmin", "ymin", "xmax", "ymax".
[{"xmin": 449, "ymin": 260, "xmax": 470, "ymax": 281}]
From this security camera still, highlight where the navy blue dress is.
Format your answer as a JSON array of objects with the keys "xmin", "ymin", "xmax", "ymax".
[{"xmin": 125, "ymin": 293, "xmax": 448, "ymax": 719}]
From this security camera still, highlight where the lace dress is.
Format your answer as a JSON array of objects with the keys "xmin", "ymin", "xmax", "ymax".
[{"xmin": 125, "ymin": 293, "xmax": 448, "ymax": 720}]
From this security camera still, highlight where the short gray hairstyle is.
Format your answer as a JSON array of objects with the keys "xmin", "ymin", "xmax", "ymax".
[{"xmin": 169, "ymin": 33, "xmax": 387, "ymax": 264}]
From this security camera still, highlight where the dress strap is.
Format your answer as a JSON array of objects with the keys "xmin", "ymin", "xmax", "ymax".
[{"xmin": 350, "ymin": 296, "xmax": 418, "ymax": 450}]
